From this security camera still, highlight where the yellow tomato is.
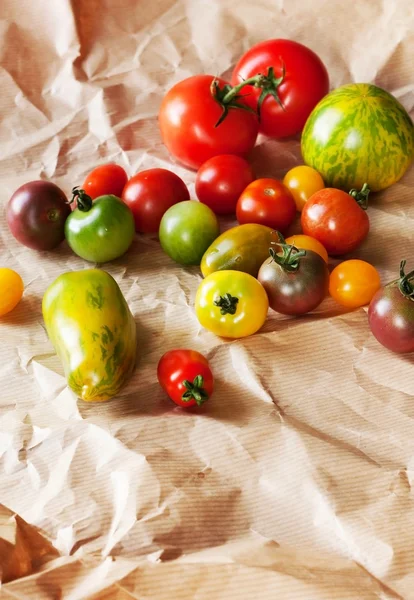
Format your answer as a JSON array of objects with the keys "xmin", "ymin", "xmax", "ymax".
[
  {"xmin": 285, "ymin": 234, "xmax": 329, "ymax": 264},
  {"xmin": 0, "ymin": 268, "xmax": 24, "ymax": 316},
  {"xmin": 329, "ymin": 260, "xmax": 381, "ymax": 308},
  {"xmin": 195, "ymin": 271, "xmax": 268, "ymax": 338},
  {"xmin": 283, "ymin": 165, "xmax": 325, "ymax": 212}
]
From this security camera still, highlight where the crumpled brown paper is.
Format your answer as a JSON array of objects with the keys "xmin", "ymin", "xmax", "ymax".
[{"xmin": 1, "ymin": 0, "xmax": 414, "ymax": 598}]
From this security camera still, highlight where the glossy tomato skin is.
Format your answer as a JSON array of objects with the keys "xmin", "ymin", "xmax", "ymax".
[
  {"xmin": 231, "ymin": 39, "xmax": 329, "ymax": 138},
  {"xmin": 157, "ymin": 349, "xmax": 214, "ymax": 408},
  {"xmin": 195, "ymin": 270, "xmax": 268, "ymax": 338},
  {"xmin": 159, "ymin": 201, "xmax": 219, "ymax": 265},
  {"xmin": 236, "ymin": 178, "xmax": 296, "ymax": 233},
  {"xmin": 368, "ymin": 286, "xmax": 414, "ymax": 353},
  {"xmin": 258, "ymin": 249, "xmax": 329, "ymax": 315},
  {"xmin": 329, "ymin": 260, "xmax": 381, "ymax": 309},
  {"xmin": 301, "ymin": 188, "xmax": 369, "ymax": 256},
  {"xmin": 7, "ymin": 181, "xmax": 70, "ymax": 250},
  {"xmin": 283, "ymin": 165, "xmax": 325, "ymax": 212},
  {"xmin": 82, "ymin": 164, "xmax": 128, "ymax": 200},
  {"xmin": 195, "ymin": 155, "xmax": 255, "ymax": 215},
  {"xmin": 285, "ymin": 234, "xmax": 328, "ymax": 263},
  {"xmin": 0, "ymin": 268, "xmax": 24, "ymax": 316},
  {"xmin": 122, "ymin": 168, "xmax": 190, "ymax": 233},
  {"xmin": 158, "ymin": 75, "xmax": 259, "ymax": 170}
]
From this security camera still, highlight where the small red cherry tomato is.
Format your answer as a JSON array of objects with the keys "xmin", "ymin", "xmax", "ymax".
[
  {"xmin": 301, "ymin": 184, "xmax": 370, "ymax": 256},
  {"xmin": 236, "ymin": 178, "xmax": 296, "ymax": 233},
  {"xmin": 122, "ymin": 168, "xmax": 190, "ymax": 233},
  {"xmin": 82, "ymin": 163, "xmax": 128, "ymax": 200},
  {"xmin": 157, "ymin": 349, "xmax": 214, "ymax": 408},
  {"xmin": 195, "ymin": 155, "xmax": 255, "ymax": 215}
]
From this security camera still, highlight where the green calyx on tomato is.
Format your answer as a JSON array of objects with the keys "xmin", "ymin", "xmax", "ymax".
[
  {"xmin": 182, "ymin": 375, "xmax": 209, "ymax": 406},
  {"xmin": 70, "ymin": 186, "xmax": 94, "ymax": 211},
  {"xmin": 395, "ymin": 260, "xmax": 414, "ymax": 300},
  {"xmin": 269, "ymin": 232, "xmax": 306, "ymax": 273},
  {"xmin": 214, "ymin": 293, "xmax": 239, "ymax": 315},
  {"xmin": 348, "ymin": 183, "xmax": 370, "ymax": 210}
]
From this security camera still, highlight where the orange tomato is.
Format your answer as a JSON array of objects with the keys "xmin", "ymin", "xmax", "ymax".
[
  {"xmin": 283, "ymin": 165, "xmax": 324, "ymax": 212},
  {"xmin": 285, "ymin": 234, "xmax": 329, "ymax": 263},
  {"xmin": 329, "ymin": 260, "xmax": 381, "ymax": 308},
  {"xmin": 0, "ymin": 268, "xmax": 24, "ymax": 316}
]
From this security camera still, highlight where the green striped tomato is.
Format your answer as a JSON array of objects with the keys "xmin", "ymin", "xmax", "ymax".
[{"xmin": 301, "ymin": 83, "xmax": 414, "ymax": 192}]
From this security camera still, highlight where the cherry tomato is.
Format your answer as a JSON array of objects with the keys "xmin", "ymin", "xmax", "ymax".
[
  {"xmin": 285, "ymin": 234, "xmax": 328, "ymax": 264},
  {"xmin": 231, "ymin": 39, "xmax": 329, "ymax": 138},
  {"xmin": 157, "ymin": 349, "xmax": 214, "ymax": 407},
  {"xmin": 283, "ymin": 166, "xmax": 325, "ymax": 212},
  {"xmin": 195, "ymin": 155, "xmax": 255, "ymax": 215},
  {"xmin": 236, "ymin": 178, "xmax": 296, "ymax": 233},
  {"xmin": 329, "ymin": 260, "xmax": 381, "ymax": 308},
  {"xmin": 82, "ymin": 163, "xmax": 128, "ymax": 200},
  {"xmin": 122, "ymin": 168, "xmax": 190, "ymax": 233},
  {"xmin": 301, "ymin": 184, "xmax": 370, "ymax": 256},
  {"xmin": 195, "ymin": 271, "xmax": 268, "ymax": 339},
  {"xmin": 368, "ymin": 261, "xmax": 414, "ymax": 353},
  {"xmin": 158, "ymin": 75, "xmax": 258, "ymax": 170},
  {"xmin": 0, "ymin": 268, "xmax": 24, "ymax": 316}
]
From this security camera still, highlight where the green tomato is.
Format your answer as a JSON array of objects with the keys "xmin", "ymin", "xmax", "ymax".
[
  {"xmin": 159, "ymin": 200, "xmax": 220, "ymax": 265},
  {"xmin": 65, "ymin": 192, "xmax": 135, "ymax": 263}
]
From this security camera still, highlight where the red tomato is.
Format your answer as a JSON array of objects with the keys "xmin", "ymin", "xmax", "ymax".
[
  {"xmin": 121, "ymin": 168, "xmax": 190, "ymax": 233},
  {"xmin": 195, "ymin": 155, "xmax": 255, "ymax": 215},
  {"xmin": 157, "ymin": 349, "xmax": 214, "ymax": 408},
  {"xmin": 82, "ymin": 163, "xmax": 128, "ymax": 200},
  {"xmin": 231, "ymin": 39, "xmax": 329, "ymax": 138},
  {"xmin": 301, "ymin": 185, "xmax": 370, "ymax": 256},
  {"xmin": 236, "ymin": 178, "xmax": 296, "ymax": 233},
  {"xmin": 158, "ymin": 75, "xmax": 259, "ymax": 171}
]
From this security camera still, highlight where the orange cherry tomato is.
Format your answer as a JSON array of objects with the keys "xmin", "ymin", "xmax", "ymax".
[
  {"xmin": 0, "ymin": 268, "xmax": 24, "ymax": 316},
  {"xmin": 329, "ymin": 260, "xmax": 381, "ymax": 308},
  {"xmin": 285, "ymin": 234, "xmax": 329, "ymax": 263},
  {"xmin": 283, "ymin": 165, "xmax": 325, "ymax": 212}
]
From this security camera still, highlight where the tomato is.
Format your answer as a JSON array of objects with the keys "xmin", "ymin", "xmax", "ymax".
[
  {"xmin": 158, "ymin": 75, "xmax": 259, "ymax": 170},
  {"xmin": 121, "ymin": 168, "xmax": 190, "ymax": 233},
  {"xmin": 368, "ymin": 261, "xmax": 414, "ymax": 354},
  {"xmin": 7, "ymin": 181, "xmax": 70, "ymax": 251},
  {"xmin": 195, "ymin": 155, "xmax": 255, "ymax": 215},
  {"xmin": 283, "ymin": 166, "xmax": 325, "ymax": 212},
  {"xmin": 159, "ymin": 201, "xmax": 219, "ymax": 265},
  {"xmin": 236, "ymin": 178, "xmax": 296, "ymax": 233},
  {"xmin": 65, "ymin": 188, "xmax": 135, "ymax": 263},
  {"xmin": 82, "ymin": 163, "xmax": 128, "ymax": 200},
  {"xmin": 258, "ymin": 238, "xmax": 329, "ymax": 315},
  {"xmin": 157, "ymin": 349, "xmax": 214, "ymax": 408},
  {"xmin": 285, "ymin": 234, "xmax": 328, "ymax": 264},
  {"xmin": 301, "ymin": 185, "xmax": 370, "ymax": 256},
  {"xmin": 195, "ymin": 271, "xmax": 268, "ymax": 338},
  {"xmin": 329, "ymin": 260, "xmax": 381, "ymax": 309},
  {"xmin": 231, "ymin": 39, "xmax": 329, "ymax": 138},
  {"xmin": 0, "ymin": 268, "xmax": 24, "ymax": 316}
]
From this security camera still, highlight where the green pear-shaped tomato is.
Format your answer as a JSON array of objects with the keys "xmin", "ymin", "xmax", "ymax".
[{"xmin": 65, "ymin": 188, "xmax": 135, "ymax": 263}]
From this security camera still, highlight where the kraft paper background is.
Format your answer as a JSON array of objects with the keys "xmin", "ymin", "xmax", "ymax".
[{"xmin": 1, "ymin": 0, "xmax": 414, "ymax": 598}]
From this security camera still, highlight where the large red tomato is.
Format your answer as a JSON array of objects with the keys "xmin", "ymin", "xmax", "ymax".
[
  {"xmin": 158, "ymin": 75, "xmax": 259, "ymax": 170},
  {"xmin": 231, "ymin": 39, "xmax": 329, "ymax": 138},
  {"xmin": 122, "ymin": 168, "xmax": 190, "ymax": 233}
]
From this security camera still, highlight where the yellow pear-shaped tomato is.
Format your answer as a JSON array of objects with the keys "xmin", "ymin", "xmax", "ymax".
[{"xmin": 42, "ymin": 269, "xmax": 136, "ymax": 402}]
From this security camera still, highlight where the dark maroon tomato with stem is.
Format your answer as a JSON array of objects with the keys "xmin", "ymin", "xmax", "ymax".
[
  {"xmin": 257, "ymin": 234, "xmax": 329, "ymax": 315},
  {"xmin": 368, "ymin": 260, "xmax": 414, "ymax": 353},
  {"xmin": 157, "ymin": 349, "xmax": 214, "ymax": 408},
  {"xmin": 6, "ymin": 181, "xmax": 71, "ymax": 250}
]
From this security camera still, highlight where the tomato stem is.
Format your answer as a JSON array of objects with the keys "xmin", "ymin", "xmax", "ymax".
[
  {"xmin": 214, "ymin": 293, "xmax": 239, "ymax": 315},
  {"xmin": 398, "ymin": 260, "xmax": 414, "ymax": 300},
  {"xmin": 269, "ymin": 231, "xmax": 306, "ymax": 272},
  {"xmin": 182, "ymin": 375, "xmax": 209, "ymax": 406},
  {"xmin": 348, "ymin": 183, "xmax": 370, "ymax": 210},
  {"xmin": 69, "ymin": 187, "xmax": 93, "ymax": 212}
]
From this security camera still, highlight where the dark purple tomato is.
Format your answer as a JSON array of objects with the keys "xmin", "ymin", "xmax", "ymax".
[
  {"xmin": 257, "ymin": 239, "xmax": 329, "ymax": 315},
  {"xmin": 368, "ymin": 260, "xmax": 414, "ymax": 353},
  {"xmin": 7, "ymin": 181, "xmax": 70, "ymax": 250}
]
